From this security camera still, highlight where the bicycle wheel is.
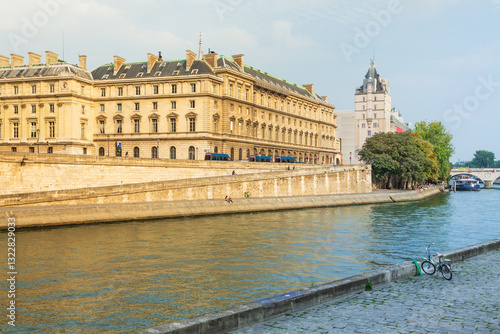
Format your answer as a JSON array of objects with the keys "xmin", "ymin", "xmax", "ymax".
[
  {"xmin": 421, "ymin": 261, "xmax": 436, "ymax": 275},
  {"xmin": 441, "ymin": 264, "xmax": 452, "ymax": 280}
]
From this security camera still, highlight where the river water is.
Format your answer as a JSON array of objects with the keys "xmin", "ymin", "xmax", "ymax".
[{"xmin": 2, "ymin": 186, "xmax": 499, "ymax": 333}]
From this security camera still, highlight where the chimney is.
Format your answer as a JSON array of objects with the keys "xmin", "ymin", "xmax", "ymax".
[
  {"xmin": 45, "ymin": 51, "xmax": 58, "ymax": 64},
  {"xmin": 0, "ymin": 55, "xmax": 9, "ymax": 67},
  {"xmin": 232, "ymin": 54, "xmax": 244, "ymax": 70},
  {"xmin": 147, "ymin": 53, "xmax": 158, "ymax": 73},
  {"xmin": 10, "ymin": 54, "xmax": 24, "ymax": 68},
  {"xmin": 79, "ymin": 55, "xmax": 87, "ymax": 70},
  {"xmin": 113, "ymin": 55, "xmax": 126, "ymax": 75},
  {"xmin": 303, "ymin": 84, "xmax": 314, "ymax": 94},
  {"xmin": 186, "ymin": 50, "xmax": 196, "ymax": 71},
  {"xmin": 203, "ymin": 52, "xmax": 218, "ymax": 68},
  {"xmin": 28, "ymin": 52, "xmax": 41, "ymax": 67},
  {"xmin": 321, "ymin": 96, "xmax": 328, "ymax": 102}
]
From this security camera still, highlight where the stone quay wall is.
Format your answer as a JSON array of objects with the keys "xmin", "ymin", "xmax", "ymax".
[
  {"xmin": 0, "ymin": 163, "xmax": 372, "ymax": 207},
  {"xmin": 0, "ymin": 152, "xmax": 297, "ymax": 195}
]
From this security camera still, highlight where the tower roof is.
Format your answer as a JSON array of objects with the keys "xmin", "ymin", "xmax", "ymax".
[{"xmin": 357, "ymin": 59, "xmax": 385, "ymax": 94}]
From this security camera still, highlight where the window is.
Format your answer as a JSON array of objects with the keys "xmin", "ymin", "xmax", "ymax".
[
  {"xmin": 171, "ymin": 101, "xmax": 176, "ymax": 109},
  {"xmin": 188, "ymin": 146, "xmax": 195, "ymax": 160},
  {"xmin": 32, "ymin": 104, "xmax": 36, "ymax": 113},
  {"xmin": 32, "ymin": 85, "xmax": 36, "ymax": 94},
  {"xmin": 31, "ymin": 122, "xmax": 37, "ymax": 138},
  {"xmin": 190, "ymin": 100, "xmax": 195, "ymax": 109},
  {"xmin": 99, "ymin": 120, "xmax": 105, "ymax": 134},
  {"xmin": 81, "ymin": 105, "xmax": 85, "ymax": 114},
  {"xmin": 191, "ymin": 83, "xmax": 196, "ymax": 93},
  {"xmin": 368, "ymin": 130, "xmax": 372, "ymax": 136},
  {"xmin": 134, "ymin": 119, "xmax": 140, "ymax": 133},
  {"xmin": 153, "ymin": 85, "xmax": 159, "ymax": 94},
  {"xmin": 374, "ymin": 123, "xmax": 378, "ymax": 128},
  {"xmin": 11, "ymin": 147, "xmax": 17, "ymax": 152},
  {"xmin": 135, "ymin": 103, "xmax": 140, "ymax": 111},
  {"xmin": 152, "ymin": 102, "xmax": 158, "ymax": 110},
  {"xmin": 116, "ymin": 120, "xmax": 122, "ymax": 133},
  {"xmin": 14, "ymin": 105, "xmax": 18, "ymax": 114},
  {"xmin": 13, "ymin": 123, "xmax": 19, "ymax": 138},
  {"xmin": 83, "ymin": 148, "xmax": 87, "ymax": 155},
  {"xmin": 118, "ymin": 87, "xmax": 123, "ymax": 96},
  {"xmin": 49, "ymin": 122, "xmax": 55, "ymax": 138},
  {"xmin": 374, "ymin": 104, "xmax": 377, "ymax": 110},
  {"xmin": 362, "ymin": 97, "xmax": 365, "ymax": 102},
  {"xmin": 214, "ymin": 101, "xmax": 218, "ymax": 110},
  {"xmin": 50, "ymin": 84, "xmax": 55, "ymax": 93},
  {"xmin": 374, "ymin": 97, "xmax": 377, "ymax": 101},
  {"xmin": 81, "ymin": 86, "xmax": 84, "ymax": 95},
  {"xmin": 151, "ymin": 146, "xmax": 158, "ymax": 159},
  {"xmin": 135, "ymin": 86, "xmax": 141, "ymax": 95},
  {"xmin": 134, "ymin": 147, "xmax": 140, "ymax": 158},
  {"xmin": 362, "ymin": 123, "xmax": 366, "ymax": 128},
  {"xmin": 170, "ymin": 118, "xmax": 176, "ymax": 132},
  {"xmin": 171, "ymin": 84, "xmax": 177, "ymax": 94},
  {"xmin": 229, "ymin": 84, "xmax": 233, "ymax": 96},
  {"xmin": 213, "ymin": 118, "xmax": 218, "ymax": 132},
  {"xmin": 47, "ymin": 147, "xmax": 53, "ymax": 154},
  {"xmin": 117, "ymin": 103, "xmax": 122, "ymax": 111},
  {"xmin": 100, "ymin": 104, "xmax": 105, "ymax": 112},
  {"xmin": 99, "ymin": 147, "xmax": 105, "ymax": 156},
  {"xmin": 374, "ymin": 113, "xmax": 377, "ymax": 119},
  {"xmin": 14, "ymin": 86, "xmax": 19, "ymax": 95},
  {"xmin": 189, "ymin": 117, "xmax": 196, "ymax": 132},
  {"xmin": 213, "ymin": 85, "xmax": 216, "ymax": 94},
  {"xmin": 81, "ymin": 123, "xmax": 85, "ymax": 139},
  {"xmin": 101, "ymin": 88, "xmax": 106, "ymax": 97},
  {"xmin": 362, "ymin": 114, "xmax": 365, "ymax": 119},
  {"xmin": 151, "ymin": 119, "xmax": 158, "ymax": 133},
  {"xmin": 170, "ymin": 146, "xmax": 176, "ymax": 159}
]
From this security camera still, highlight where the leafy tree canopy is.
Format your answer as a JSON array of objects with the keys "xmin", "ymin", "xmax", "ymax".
[
  {"xmin": 412, "ymin": 121, "xmax": 454, "ymax": 180},
  {"xmin": 469, "ymin": 150, "xmax": 495, "ymax": 168}
]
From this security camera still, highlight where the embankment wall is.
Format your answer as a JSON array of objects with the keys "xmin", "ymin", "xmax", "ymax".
[{"xmin": 1, "ymin": 187, "xmax": 440, "ymax": 229}]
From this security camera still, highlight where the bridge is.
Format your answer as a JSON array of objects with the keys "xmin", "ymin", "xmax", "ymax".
[{"xmin": 450, "ymin": 168, "xmax": 500, "ymax": 189}]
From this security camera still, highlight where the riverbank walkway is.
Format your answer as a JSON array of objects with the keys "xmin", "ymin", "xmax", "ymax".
[{"xmin": 232, "ymin": 249, "xmax": 500, "ymax": 333}]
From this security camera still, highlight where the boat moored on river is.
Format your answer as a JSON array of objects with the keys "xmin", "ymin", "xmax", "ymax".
[{"xmin": 453, "ymin": 178, "xmax": 481, "ymax": 191}]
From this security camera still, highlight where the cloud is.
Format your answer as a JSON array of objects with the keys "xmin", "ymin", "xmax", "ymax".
[{"xmin": 270, "ymin": 20, "xmax": 314, "ymax": 49}]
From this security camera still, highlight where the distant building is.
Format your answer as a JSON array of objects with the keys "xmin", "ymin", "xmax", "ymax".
[
  {"xmin": 0, "ymin": 50, "xmax": 341, "ymax": 163},
  {"xmin": 337, "ymin": 60, "xmax": 408, "ymax": 164}
]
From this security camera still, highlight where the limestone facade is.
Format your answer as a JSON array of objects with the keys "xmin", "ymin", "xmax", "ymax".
[{"xmin": 0, "ymin": 50, "xmax": 341, "ymax": 164}]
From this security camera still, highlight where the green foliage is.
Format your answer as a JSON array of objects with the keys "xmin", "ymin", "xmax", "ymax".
[
  {"xmin": 359, "ymin": 132, "xmax": 431, "ymax": 189},
  {"xmin": 469, "ymin": 150, "xmax": 495, "ymax": 168},
  {"xmin": 365, "ymin": 279, "xmax": 373, "ymax": 291},
  {"xmin": 412, "ymin": 121, "xmax": 455, "ymax": 181}
]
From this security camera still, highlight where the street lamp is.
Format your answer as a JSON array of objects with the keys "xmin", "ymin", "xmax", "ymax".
[
  {"xmin": 36, "ymin": 129, "xmax": 40, "ymax": 153},
  {"xmin": 107, "ymin": 134, "xmax": 110, "ymax": 156}
]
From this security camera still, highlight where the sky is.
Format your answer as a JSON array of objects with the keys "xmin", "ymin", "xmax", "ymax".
[{"xmin": 1, "ymin": 0, "xmax": 499, "ymax": 162}]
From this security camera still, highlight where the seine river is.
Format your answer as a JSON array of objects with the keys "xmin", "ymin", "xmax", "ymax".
[{"xmin": 2, "ymin": 186, "xmax": 499, "ymax": 333}]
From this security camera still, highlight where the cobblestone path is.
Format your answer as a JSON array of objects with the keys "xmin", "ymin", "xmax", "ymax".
[{"xmin": 232, "ymin": 250, "xmax": 500, "ymax": 333}]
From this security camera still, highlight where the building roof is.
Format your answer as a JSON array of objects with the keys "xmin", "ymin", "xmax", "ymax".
[
  {"xmin": 0, "ymin": 63, "xmax": 92, "ymax": 80},
  {"xmin": 91, "ymin": 59, "xmax": 214, "ymax": 80},
  {"xmin": 357, "ymin": 60, "xmax": 385, "ymax": 94}
]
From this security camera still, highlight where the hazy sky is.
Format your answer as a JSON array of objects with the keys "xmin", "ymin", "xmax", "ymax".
[{"xmin": 1, "ymin": 0, "xmax": 499, "ymax": 162}]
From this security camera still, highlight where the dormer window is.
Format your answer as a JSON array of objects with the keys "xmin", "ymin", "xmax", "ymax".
[
  {"xmin": 159, "ymin": 63, "xmax": 166, "ymax": 68},
  {"xmin": 154, "ymin": 71, "xmax": 161, "ymax": 77},
  {"xmin": 173, "ymin": 70, "xmax": 179, "ymax": 75},
  {"xmin": 102, "ymin": 74, "xmax": 109, "ymax": 79},
  {"xmin": 191, "ymin": 69, "xmax": 198, "ymax": 74},
  {"xmin": 119, "ymin": 74, "xmax": 126, "ymax": 78},
  {"xmin": 136, "ymin": 72, "xmax": 144, "ymax": 77},
  {"xmin": 125, "ymin": 65, "xmax": 131, "ymax": 70}
]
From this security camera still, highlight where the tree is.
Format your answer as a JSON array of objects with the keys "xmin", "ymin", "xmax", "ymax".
[
  {"xmin": 469, "ymin": 150, "xmax": 495, "ymax": 168},
  {"xmin": 412, "ymin": 121, "xmax": 455, "ymax": 181},
  {"xmin": 359, "ymin": 132, "xmax": 430, "ymax": 189}
]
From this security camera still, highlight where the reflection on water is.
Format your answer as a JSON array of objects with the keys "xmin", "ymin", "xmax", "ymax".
[{"xmin": 2, "ymin": 187, "xmax": 499, "ymax": 332}]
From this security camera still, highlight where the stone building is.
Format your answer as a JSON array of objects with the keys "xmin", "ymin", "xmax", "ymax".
[
  {"xmin": 337, "ymin": 60, "xmax": 408, "ymax": 164},
  {"xmin": 0, "ymin": 50, "xmax": 341, "ymax": 164}
]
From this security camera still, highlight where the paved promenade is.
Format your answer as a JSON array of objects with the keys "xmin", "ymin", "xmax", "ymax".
[{"xmin": 232, "ymin": 250, "xmax": 500, "ymax": 334}]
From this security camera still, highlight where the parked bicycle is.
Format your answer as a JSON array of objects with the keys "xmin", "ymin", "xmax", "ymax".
[{"xmin": 421, "ymin": 243, "xmax": 453, "ymax": 280}]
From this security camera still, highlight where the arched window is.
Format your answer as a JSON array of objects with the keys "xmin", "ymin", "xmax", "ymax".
[
  {"xmin": 214, "ymin": 146, "xmax": 218, "ymax": 153},
  {"xmin": 99, "ymin": 147, "xmax": 105, "ymax": 156},
  {"xmin": 254, "ymin": 148, "xmax": 258, "ymax": 155},
  {"xmin": 238, "ymin": 148, "xmax": 242, "ymax": 160},
  {"xmin": 246, "ymin": 149, "xmax": 250, "ymax": 159},
  {"xmin": 152, "ymin": 146, "xmax": 158, "ymax": 159},
  {"xmin": 230, "ymin": 148, "xmax": 234, "ymax": 161},
  {"xmin": 170, "ymin": 146, "xmax": 176, "ymax": 159},
  {"xmin": 133, "ymin": 147, "xmax": 140, "ymax": 158},
  {"xmin": 188, "ymin": 146, "xmax": 196, "ymax": 160}
]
